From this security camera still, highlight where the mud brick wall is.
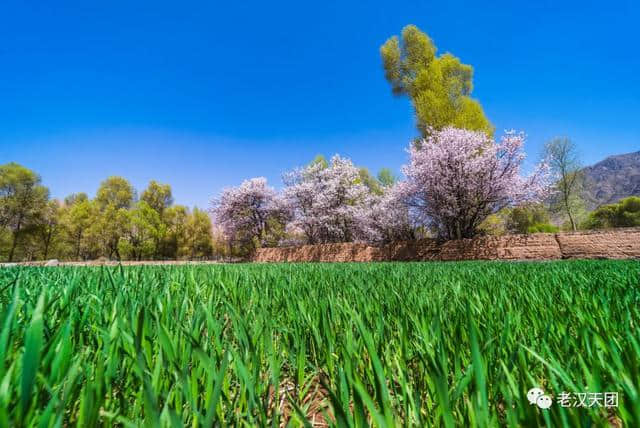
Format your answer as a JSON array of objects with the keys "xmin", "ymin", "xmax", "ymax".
[
  {"xmin": 253, "ymin": 228, "xmax": 640, "ymax": 262},
  {"xmin": 555, "ymin": 228, "xmax": 640, "ymax": 259}
]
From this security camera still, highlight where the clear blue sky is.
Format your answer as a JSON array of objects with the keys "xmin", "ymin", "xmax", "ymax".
[{"xmin": 1, "ymin": 0, "xmax": 638, "ymax": 209}]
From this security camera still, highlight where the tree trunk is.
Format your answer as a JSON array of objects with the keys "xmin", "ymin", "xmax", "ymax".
[
  {"xmin": 565, "ymin": 199, "xmax": 577, "ymax": 231},
  {"xmin": 75, "ymin": 232, "xmax": 82, "ymax": 260},
  {"xmin": 8, "ymin": 232, "xmax": 19, "ymax": 262},
  {"xmin": 43, "ymin": 228, "xmax": 53, "ymax": 260},
  {"xmin": 8, "ymin": 217, "xmax": 22, "ymax": 262},
  {"xmin": 43, "ymin": 240, "xmax": 50, "ymax": 260}
]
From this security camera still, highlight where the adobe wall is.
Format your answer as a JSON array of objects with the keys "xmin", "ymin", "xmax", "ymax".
[
  {"xmin": 253, "ymin": 228, "xmax": 640, "ymax": 262},
  {"xmin": 555, "ymin": 228, "xmax": 640, "ymax": 259}
]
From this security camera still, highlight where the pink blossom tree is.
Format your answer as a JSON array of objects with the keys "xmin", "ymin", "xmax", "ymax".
[
  {"xmin": 210, "ymin": 177, "xmax": 290, "ymax": 249},
  {"xmin": 283, "ymin": 155, "xmax": 372, "ymax": 244},
  {"xmin": 358, "ymin": 184, "xmax": 417, "ymax": 243},
  {"xmin": 402, "ymin": 127, "xmax": 550, "ymax": 240}
]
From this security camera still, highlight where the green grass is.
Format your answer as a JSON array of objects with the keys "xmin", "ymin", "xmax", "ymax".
[{"xmin": 0, "ymin": 260, "xmax": 638, "ymax": 427}]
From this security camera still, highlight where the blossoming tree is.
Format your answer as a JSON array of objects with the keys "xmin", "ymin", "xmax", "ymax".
[
  {"xmin": 283, "ymin": 155, "xmax": 371, "ymax": 244},
  {"xmin": 359, "ymin": 184, "xmax": 416, "ymax": 243},
  {"xmin": 210, "ymin": 177, "xmax": 289, "ymax": 249},
  {"xmin": 402, "ymin": 127, "xmax": 550, "ymax": 240}
]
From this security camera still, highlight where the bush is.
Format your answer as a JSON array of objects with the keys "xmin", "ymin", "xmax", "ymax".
[
  {"xmin": 582, "ymin": 196, "xmax": 640, "ymax": 229},
  {"xmin": 527, "ymin": 223, "xmax": 559, "ymax": 233},
  {"xmin": 506, "ymin": 204, "xmax": 556, "ymax": 234}
]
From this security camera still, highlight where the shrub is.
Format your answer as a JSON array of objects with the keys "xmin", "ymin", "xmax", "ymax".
[{"xmin": 582, "ymin": 196, "xmax": 640, "ymax": 229}]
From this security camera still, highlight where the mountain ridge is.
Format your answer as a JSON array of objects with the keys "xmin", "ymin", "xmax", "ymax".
[{"xmin": 582, "ymin": 150, "xmax": 640, "ymax": 210}]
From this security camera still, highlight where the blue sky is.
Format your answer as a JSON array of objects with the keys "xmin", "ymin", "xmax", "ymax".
[{"xmin": 1, "ymin": 0, "xmax": 638, "ymax": 208}]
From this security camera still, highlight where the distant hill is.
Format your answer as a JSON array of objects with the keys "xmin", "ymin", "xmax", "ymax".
[{"xmin": 582, "ymin": 150, "xmax": 640, "ymax": 210}]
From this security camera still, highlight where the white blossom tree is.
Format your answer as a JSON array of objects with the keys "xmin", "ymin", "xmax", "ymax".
[
  {"xmin": 283, "ymin": 155, "xmax": 372, "ymax": 244},
  {"xmin": 357, "ymin": 184, "xmax": 416, "ymax": 243},
  {"xmin": 210, "ymin": 177, "xmax": 290, "ymax": 249},
  {"xmin": 402, "ymin": 127, "xmax": 550, "ymax": 240}
]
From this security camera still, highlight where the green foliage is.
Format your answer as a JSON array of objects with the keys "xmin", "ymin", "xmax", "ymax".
[
  {"xmin": 527, "ymin": 223, "xmax": 559, "ymax": 233},
  {"xmin": 480, "ymin": 205, "xmax": 559, "ymax": 236},
  {"xmin": 380, "ymin": 25, "xmax": 493, "ymax": 136},
  {"xmin": 95, "ymin": 176, "xmax": 136, "ymax": 210},
  {"xmin": 119, "ymin": 201, "xmax": 166, "ymax": 260},
  {"xmin": 582, "ymin": 196, "xmax": 640, "ymax": 229},
  {"xmin": 478, "ymin": 212, "xmax": 507, "ymax": 236},
  {"xmin": 506, "ymin": 204, "xmax": 558, "ymax": 234},
  {"xmin": 140, "ymin": 181, "xmax": 173, "ymax": 215},
  {"xmin": 0, "ymin": 163, "xmax": 49, "ymax": 262},
  {"xmin": 0, "ymin": 164, "xmax": 216, "ymax": 261},
  {"xmin": 184, "ymin": 208, "xmax": 213, "ymax": 259},
  {"xmin": 309, "ymin": 154, "xmax": 329, "ymax": 169},
  {"xmin": 0, "ymin": 261, "xmax": 638, "ymax": 426},
  {"xmin": 89, "ymin": 205, "xmax": 131, "ymax": 260},
  {"xmin": 376, "ymin": 168, "xmax": 396, "ymax": 187},
  {"xmin": 358, "ymin": 168, "xmax": 383, "ymax": 195},
  {"xmin": 63, "ymin": 192, "xmax": 88, "ymax": 206},
  {"xmin": 60, "ymin": 197, "xmax": 96, "ymax": 260},
  {"xmin": 544, "ymin": 138, "xmax": 585, "ymax": 231}
]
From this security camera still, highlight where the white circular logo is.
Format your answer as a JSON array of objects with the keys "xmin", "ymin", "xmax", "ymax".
[
  {"xmin": 527, "ymin": 387, "xmax": 544, "ymax": 405},
  {"xmin": 536, "ymin": 395, "xmax": 553, "ymax": 409}
]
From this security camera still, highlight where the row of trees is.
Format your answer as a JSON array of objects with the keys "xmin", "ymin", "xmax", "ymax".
[
  {"xmin": 0, "ymin": 164, "xmax": 214, "ymax": 262},
  {"xmin": 211, "ymin": 127, "xmax": 552, "ymax": 253}
]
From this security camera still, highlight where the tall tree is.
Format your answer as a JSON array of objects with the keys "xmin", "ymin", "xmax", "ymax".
[
  {"xmin": 211, "ymin": 177, "xmax": 290, "ymax": 251},
  {"xmin": 95, "ymin": 176, "xmax": 135, "ymax": 210},
  {"xmin": 358, "ymin": 168, "xmax": 383, "ymax": 195},
  {"xmin": 64, "ymin": 192, "xmax": 88, "ymax": 206},
  {"xmin": 37, "ymin": 200, "xmax": 63, "ymax": 260},
  {"xmin": 92, "ymin": 176, "xmax": 136, "ymax": 259},
  {"xmin": 141, "ymin": 180, "xmax": 173, "ymax": 215},
  {"xmin": 90, "ymin": 205, "xmax": 131, "ymax": 260},
  {"xmin": 402, "ymin": 127, "xmax": 550, "ymax": 240},
  {"xmin": 0, "ymin": 163, "xmax": 49, "ymax": 261},
  {"xmin": 184, "ymin": 208, "xmax": 213, "ymax": 259},
  {"xmin": 377, "ymin": 168, "xmax": 397, "ymax": 187},
  {"xmin": 163, "ymin": 205, "xmax": 189, "ymax": 259},
  {"xmin": 120, "ymin": 201, "xmax": 165, "ymax": 260},
  {"xmin": 62, "ymin": 196, "xmax": 95, "ymax": 260},
  {"xmin": 544, "ymin": 137, "xmax": 584, "ymax": 231},
  {"xmin": 380, "ymin": 25, "xmax": 492, "ymax": 137},
  {"xmin": 283, "ymin": 155, "xmax": 372, "ymax": 244}
]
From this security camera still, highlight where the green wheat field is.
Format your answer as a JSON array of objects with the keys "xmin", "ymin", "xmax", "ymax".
[{"xmin": 0, "ymin": 261, "xmax": 638, "ymax": 427}]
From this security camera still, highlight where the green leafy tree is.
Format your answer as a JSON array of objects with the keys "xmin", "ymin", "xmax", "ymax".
[
  {"xmin": 64, "ymin": 192, "xmax": 88, "ymax": 206},
  {"xmin": 358, "ymin": 168, "xmax": 383, "ymax": 195},
  {"xmin": 92, "ymin": 177, "xmax": 137, "ymax": 259},
  {"xmin": 380, "ymin": 25, "xmax": 492, "ymax": 137},
  {"xmin": 162, "ymin": 205, "xmax": 189, "ymax": 259},
  {"xmin": 582, "ymin": 196, "xmax": 640, "ymax": 229},
  {"xmin": 90, "ymin": 205, "xmax": 131, "ymax": 260},
  {"xmin": 544, "ymin": 138, "xmax": 585, "ymax": 231},
  {"xmin": 95, "ymin": 176, "xmax": 136, "ymax": 210},
  {"xmin": 506, "ymin": 204, "xmax": 558, "ymax": 234},
  {"xmin": 309, "ymin": 154, "xmax": 329, "ymax": 169},
  {"xmin": 377, "ymin": 168, "xmax": 397, "ymax": 187},
  {"xmin": 62, "ymin": 196, "xmax": 96, "ymax": 260},
  {"xmin": 120, "ymin": 201, "xmax": 166, "ymax": 260},
  {"xmin": 0, "ymin": 163, "xmax": 49, "ymax": 261},
  {"xmin": 183, "ymin": 208, "xmax": 213, "ymax": 259},
  {"xmin": 141, "ymin": 180, "xmax": 173, "ymax": 215},
  {"xmin": 36, "ymin": 200, "xmax": 63, "ymax": 259}
]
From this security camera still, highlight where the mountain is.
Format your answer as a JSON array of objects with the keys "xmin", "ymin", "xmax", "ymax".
[{"xmin": 582, "ymin": 151, "xmax": 640, "ymax": 210}]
